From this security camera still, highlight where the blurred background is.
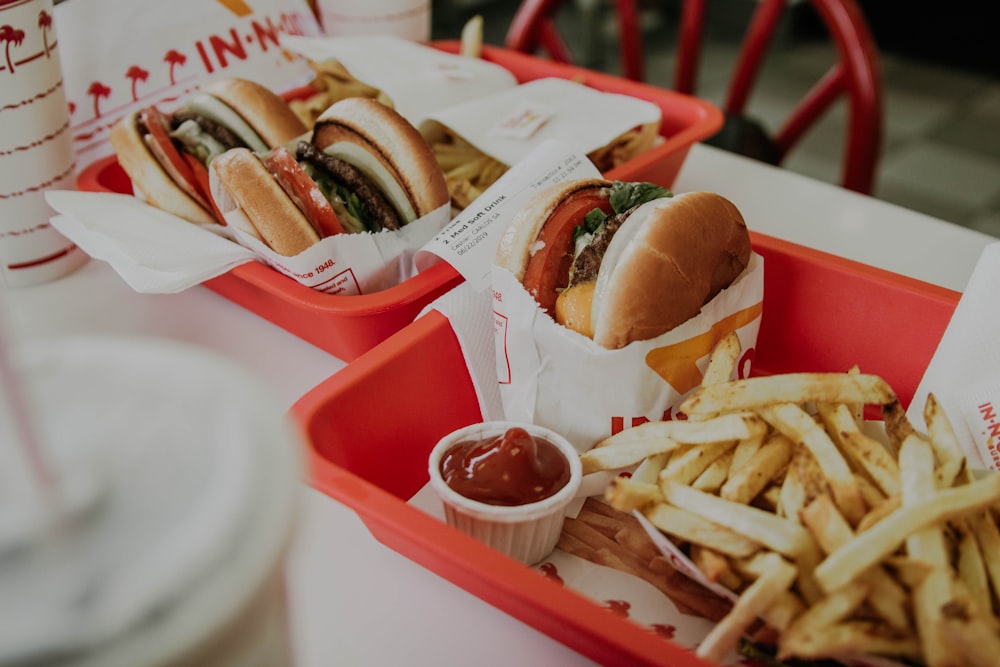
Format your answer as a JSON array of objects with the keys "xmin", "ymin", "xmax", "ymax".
[{"xmin": 433, "ymin": 0, "xmax": 1000, "ymax": 238}]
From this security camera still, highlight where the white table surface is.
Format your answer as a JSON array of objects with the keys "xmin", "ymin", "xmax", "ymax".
[{"xmin": 4, "ymin": 143, "xmax": 997, "ymax": 666}]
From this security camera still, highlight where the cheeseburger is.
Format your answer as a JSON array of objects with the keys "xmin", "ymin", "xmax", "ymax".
[
  {"xmin": 109, "ymin": 78, "xmax": 307, "ymax": 226},
  {"xmin": 496, "ymin": 179, "xmax": 751, "ymax": 349},
  {"xmin": 209, "ymin": 97, "xmax": 450, "ymax": 256}
]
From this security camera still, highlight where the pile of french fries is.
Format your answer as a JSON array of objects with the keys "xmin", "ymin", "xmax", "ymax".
[{"xmin": 583, "ymin": 332, "xmax": 1000, "ymax": 666}]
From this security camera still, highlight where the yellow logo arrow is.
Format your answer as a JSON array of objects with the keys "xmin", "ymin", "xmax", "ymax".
[
  {"xmin": 645, "ymin": 302, "xmax": 763, "ymax": 394},
  {"xmin": 215, "ymin": 0, "xmax": 253, "ymax": 17}
]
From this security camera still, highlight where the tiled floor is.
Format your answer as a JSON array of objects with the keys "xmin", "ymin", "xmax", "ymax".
[{"xmin": 433, "ymin": 1, "xmax": 1000, "ymax": 238}]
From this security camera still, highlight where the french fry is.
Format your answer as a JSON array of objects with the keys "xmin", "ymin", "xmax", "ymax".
[
  {"xmin": 953, "ymin": 518, "xmax": 992, "ymax": 615},
  {"xmin": 720, "ymin": 433, "xmax": 794, "ymax": 504},
  {"xmin": 780, "ymin": 579, "xmax": 871, "ymax": 654},
  {"xmin": 660, "ymin": 440, "xmax": 738, "ymax": 485},
  {"xmin": 968, "ymin": 509, "xmax": 1000, "ymax": 613},
  {"xmin": 690, "ymin": 545, "xmax": 742, "ymax": 589},
  {"xmin": 630, "ymin": 451, "xmax": 669, "ymax": 484},
  {"xmin": 925, "ymin": 392, "xmax": 967, "ymax": 465},
  {"xmin": 580, "ymin": 436, "xmax": 683, "ymax": 474},
  {"xmin": 780, "ymin": 621, "xmax": 923, "ymax": 662},
  {"xmin": 680, "ymin": 373, "xmax": 897, "ymax": 417},
  {"xmin": 758, "ymin": 402, "xmax": 866, "ymax": 525},
  {"xmin": 594, "ymin": 412, "xmax": 768, "ymax": 449},
  {"xmin": 693, "ymin": 448, "xmax": 735, "ymax": 493},
  {"xmin": 701, "ymin": 331, "xmax": 742, "ymax": 386},
  {"xmin": 661, "ymin": 480, "xmax": 814, "ymax": 557},
  {"xmin": 800, "ymin": 493, "xmax": 910, "ymax": 632},
  {"xmin": 643, "ymin": 502, "xmax": 763, "ymax": 559},
  {"xmin": 459, "ymin": 14, "xmax": 483, "ymax": 58},
  {"xmin": 604, "ymin": 476, "xmax": 662, "ymax": 512},
  {"xmin": 777, "ymin": 450, "xmax": 809, "ymax": 521},
  {"xmin": 695, "ymin": 552, "xmax": 798, "ymax": 662},
  {"xmin": 729, "ymin": 431, "xmax": 766, "ymax": 476},
  {"xmin": 819, "ymin": 401, "xmax": 901, "ymax": 497},
  {"xmin": 573, "ymin": 334, "xmax": 1000, "ymax": 666},
  {"xmin": 814, "ymin": 472, "xmax": 1000, "ymax": 592},
  {"xmin": 900, "ymin": 433, "xmax": 964, "ymax": 667}
]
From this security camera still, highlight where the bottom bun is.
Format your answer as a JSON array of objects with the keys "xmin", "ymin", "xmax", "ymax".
[
  {"xmin": 109, "ymin": 114, "xmax": 216, "ymax": 226},
  {"xmin": 209, "ymin": 148, "xmax": 320, "ymax": 257},
  {"xmin": 591, "ymin": 192, "xmax": 751, "ymax": 349}
]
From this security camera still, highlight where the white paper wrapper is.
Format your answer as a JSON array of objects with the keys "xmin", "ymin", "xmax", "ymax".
[
  {"xmin": 492, "ymin": 257, "xmax": 764, "ymax": 452},
  {"xmin": 44, "ymin": 186, "xmax": 448, "ymax": 296},
  {"xmin": 281, "ymin": 34, "xmax": 518, "ymax": 125},
  {"xmin": 419, "ymin": 77, "xmax": 663, "ymax": 168},
  {"xmin": 908, "ymin": 241, "xmax": 1000, "ymax": 471},
  {"xmin": 209, "ymin": 169, "xmax": 450, "ymax": 294},
  {"xmin": 56, "ymin": 0, "xmax": 322, "ymax": 165}
]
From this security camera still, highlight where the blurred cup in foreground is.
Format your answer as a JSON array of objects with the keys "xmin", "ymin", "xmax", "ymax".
[
  {"xmin": 0, "ymin": 0, "xmax": 87, "ymax": 288},
  {"xmin": 0, "ymin": 336, "xmax": 303, "ymax": 666},
  {"xmin": 316, "ymin": 0, "xmax": 431, "ymax": 42}
]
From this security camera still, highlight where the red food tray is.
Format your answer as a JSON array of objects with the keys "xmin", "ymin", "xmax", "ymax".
[
  {"xmin": 289, "ymin": 231, "xmax": 960, "ymax": 667},
  {"xmin": 75, "ymin": 42, "xmax": 722, "ymax": 362}
]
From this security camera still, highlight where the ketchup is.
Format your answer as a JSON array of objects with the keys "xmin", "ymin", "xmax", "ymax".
[{"xmin": 439, "ymin": 427, "xmax": 571, "ymax": 506}]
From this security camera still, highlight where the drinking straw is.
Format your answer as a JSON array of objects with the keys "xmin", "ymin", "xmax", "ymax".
[{"xmin": 0, "ymin": 287, "xmax": 57, "ymax": 514}]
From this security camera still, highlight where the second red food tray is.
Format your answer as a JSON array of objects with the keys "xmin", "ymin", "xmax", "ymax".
[
  {"xmin": 76, "ymin": 42, "xmax": 722, "ymax": 362},
  {"xmin": 290, "ymin": 231, "xmax": 960, "ymax": 667}
]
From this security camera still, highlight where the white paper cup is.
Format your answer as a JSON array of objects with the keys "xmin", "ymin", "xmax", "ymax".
[
  {"xmin": 427, "ymin": 420, "xmax": 582, "ymax": 565},
  {"xmin": 0, "ymin": 0, "xmax": 87, "ymax": 287},
  {"xmin": 316, "ymin": 0, "xmax": 431, "ymax": 42},
  {"xmin": 0, "ymin": 336, "xmax": 302, "ymax": 666}
]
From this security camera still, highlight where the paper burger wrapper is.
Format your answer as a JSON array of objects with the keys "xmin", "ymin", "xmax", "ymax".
[
  {"xmin": 421, "ymin": 78, "xmax": 662, "ymax": 169},
  {"xmin": 491, "ymin": 255, "xmax": 764, "ymax": 452},
  {"xmin": 420, "ymin": 78, "xmax": 662, "ymax": 209},
  {"xmin": 209, "ymin": 167, "xmax": 450, "ymax": 294}
]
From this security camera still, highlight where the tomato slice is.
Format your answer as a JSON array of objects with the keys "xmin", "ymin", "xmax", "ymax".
[
  {"xmin": 180, "ymin": 152, "xmax": 225, "ymax": 224},
  {"xmin": 265, "ymin": 147, "xmax": 346, "ymax": 237},
  {"xmin": 522, "ymin": 192, "xmax": 613, "ymax": 316},
  {"xmin": 140, "ymin": 108, "xmax": 213, "ymax": 214}
]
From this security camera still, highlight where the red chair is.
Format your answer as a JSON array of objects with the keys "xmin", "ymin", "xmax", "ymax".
[{"xmin": 505, "ymin": 0, "xmax": 883, "ymax": 195}]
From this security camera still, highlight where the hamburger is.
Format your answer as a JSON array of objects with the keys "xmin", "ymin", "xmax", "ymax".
[
  {"xmin": 208, "ymin": 97, "xmax": 450, "ymax": 256},
  {"xmin": 109, "ymin": 78, "xmax": 308, "ymax": 226},
  {"xmin": 496, "ymin": 179, "xmax": 752, "ymax": 349}
]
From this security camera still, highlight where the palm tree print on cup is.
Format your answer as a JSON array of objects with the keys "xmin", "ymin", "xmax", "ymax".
[
  {"xmin": 38, "ymin": 8, "xmax": 51, "ymax": 57},
  {"xmin": 125, "ymin": 65, "xmax": 149, "ymax": 101},
  {"xmin": 164, "ymin": 49, "xmax": 186, "ymax": 85},
  {"xmin": 87, "ymin": 81, "xmax": 111, "ymax": 118},
  {"xmin": 0, "ymin": 24, "xmax": 25, "ymax": 75}
]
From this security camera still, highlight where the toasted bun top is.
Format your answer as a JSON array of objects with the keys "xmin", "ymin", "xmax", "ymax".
[
  {"xmin": 494, "ymin": 178, "xmax": 614, "ymax": 280},
  {"xmin": 311, "ymin": 98, "xmax": 449, "ymax": 221},
  {"xmin": 210, "ymin": 147, "xmax": 321, "ymax": 257},
  {"xmin": 109, "ymin": 111, "xmax": 216, "ymax": 226},
  {"xmin": 201, "ymin": 78, "xmax": 307, "ymax": 148},
  {"xmin": 592, "ymin": 191, "xmax": 751, "ymax": 348}
]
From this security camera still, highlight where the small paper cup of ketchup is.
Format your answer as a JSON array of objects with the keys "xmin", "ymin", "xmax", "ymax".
[{"xmin": 427, "ymin": 421, "xmax": 583, "ymax": 565}]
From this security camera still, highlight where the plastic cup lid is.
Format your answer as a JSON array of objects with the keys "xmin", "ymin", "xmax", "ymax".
[{"xmin": 0, "ymin": 336, "xmax": 302, "ymax": 665}]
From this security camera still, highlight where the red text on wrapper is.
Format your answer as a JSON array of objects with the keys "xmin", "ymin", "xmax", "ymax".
[{"xmin": 976, "ymin": 401, "xmax": 1000, "ymax": 468}]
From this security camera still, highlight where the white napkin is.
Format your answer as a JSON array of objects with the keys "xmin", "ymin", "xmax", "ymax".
[
  {"xmin": 45, "ymin": 191, "xmax": 256, "ymax": 293},
  {"xmin": 908, "ymin": 241, "xmax": 1000, "ymax": 470}
]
